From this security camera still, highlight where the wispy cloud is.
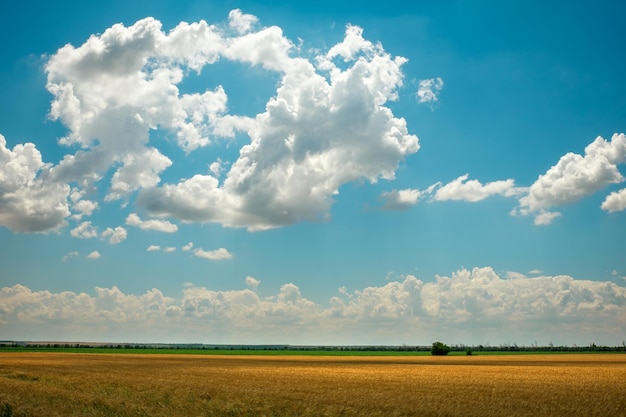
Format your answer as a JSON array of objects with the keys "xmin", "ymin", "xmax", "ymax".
[
  {"xmin": 61, "ymin": 251, "xmax": 79, "ymax": 262},
  {"xmin": 147, "ymin": 245, "xmax": 176, "ymax": 253}
]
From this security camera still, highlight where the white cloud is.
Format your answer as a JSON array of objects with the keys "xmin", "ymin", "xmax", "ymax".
[
  {"xmin": 505, "ymin": 271, "xmax": 528, "ymax": 280},
  {"xmin": 245, "ymin": 276, "xmax": 260, "ymax": 290},
  {"xmin": 106, "ymin": 148, "xmax": 173, "ymax": 202},
  {"xmin": 417, "ymin": 77, "xmax": 443, "ymax": 104},
  {"xmin": 379, "ymin": 188, "xmax": 423, "ymax": 210},
  {"xmin": 209, "ymin": 159, "xmax": 224, "ymax": 177},
  {"xmin": 126, "ymin": 213, "xmax": 178, "ymax": 233},
  {"xmin": 194, "ymin": 247, "xmax": 233, "ymax": 260},
  {"xmin": 0, "ymin": 134, "xmax": 70, "ymax": 233},
  {"xmin": 532, "ymin": 210, "xmax": 561, "ymax": 226},
  {"xmin": 87, "ymin": 251, "xmax": 101, "ymax": 259},
  {"xmin": 61, "ymin": 251, "xmax": 79, "ymax": 262},
  {"xmin": 70, "ymin": 221, "xmax": 98, "ymax": 239},
  {"xmin": 228, "ymin": 9, "xmax": 258, "ymax": 34},
  {"xmin": 1, "ymin": 267, "xmax": 624, "ymax": 345},
  {"xmin": 182, "ymin": 242, "xmax": 194, "ymax": 251},
  {"xmin": 380, "ymin": 176, "xmax": 525, "ymax": 210},
  {"xmin": 147, "ymin": 245, "xmax": 161, "ymax": 252},
  {"xmin": 163, "ymin": 246, "xmax": 176, "ymax": 253},
  {"xmin": 322, "ymin": 24, "xmax": 376, "ymax": 63},
  {"xmin": 136, "ymin": 21, "xmax": 418, "ymax": 231},
  {"xmin": 70, "ymin": 190, "xmax": 98, "ymax": 220},
  {"xmin": 2, "ymin": 13, "xmax": 419, "ymax": 234},
  {"xmin": 601, "ymin": 188, "xmax": 626, "ymax": 213},
  {"xmin": 514, "ymin": 133, "xmax": 626, "ymax": 224},
  {"xmin": 101, "ymin": 226, "xmax": 127, "ymax": 244},
  {"xmin": 433, "ymin": 174, "xmax": 524, "ymax": 202}
]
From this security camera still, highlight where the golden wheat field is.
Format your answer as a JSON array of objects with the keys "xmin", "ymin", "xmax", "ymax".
[{"xmin": 1, "ymin": 353, "xmax": 625, "ymax": 417}]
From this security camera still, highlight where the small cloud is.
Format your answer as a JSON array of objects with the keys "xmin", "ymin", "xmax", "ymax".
[
  {"xmin": 163, "ymin": 246, "xmax": 176, "ymax": 253},
  {"xmin": 529, "ymin": 269, "xmax": 543, "ymax": 275},
  {"xmin": 228, "ymin": 8, "xmax": 258, "ymax": 34},
  {"xmin": 101, "ymin": 226, "xmax": 127, "ymax": 244},
  {"xmin": 379, "ymin": 188, "xmax": 423, "ymax": 211},
  {"xmin": 506, "ymin": 271, "xmax": 527, "ymax": 280},
  {"xmin": 70, "ymin": 221, "xmax": 98, "ymax": 239},
  {"xmin": 62, "ymin": 251, "xmax": 79, "ymax": 262},
  {"xmin": 610, "ymin": 270, "xmax": 626, "ymax": 281},
  {"xmin": 194, "ymin": 247, "xmax": 233, "ymax": 261},
  {"xmin": 417, "ymin": 77, "xmax": 443, "ymax": 105},
  {"xmin": 602, "ymin": 188, "xmax": 626, "ymax": 213},
  {"xmin": 147, "ymin": 245, "xmax": 161, "ymax": 252},
  {"xmin": 433, "ymin": 174, "xmax": 524, "ymax": 202},
  {"xmin": 533, "ymin": 211, "xmax": 561, "ymax": 226},
  {"xmin": 126, "ymin": 213, "xmax": 178, "ymax": 233},
  {"xmin": 245, "ymin": 276, "xmax": 260, "ymax": 290},
  {"xmin": 87, "ymin": 251, "xmax": 101, "ymax": 259},
  {"xmin": 182, "ymin": 242, "xmax": 194, "ymax": 251},
  {"xmin": 209, "ymin": 159, "xmax": 225, "ymax": 178},
  {"xmin": 71, "ymin": 198, "xmax": 98, "ymax": 220}
]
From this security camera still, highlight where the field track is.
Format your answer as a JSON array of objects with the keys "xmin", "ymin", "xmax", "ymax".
[{"xmin": 1, "ymin": 353, "xmax": 625, "ymax": 416}]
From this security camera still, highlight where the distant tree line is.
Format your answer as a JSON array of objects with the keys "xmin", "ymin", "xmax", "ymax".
[{"xmin": 1, "ymin": 341, "xmax": 625, "ymax": 353}]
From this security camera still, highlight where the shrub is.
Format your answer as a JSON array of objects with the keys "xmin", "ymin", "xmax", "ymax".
[
  {"xmin": 431, "ymin": 342, "xmax": 450, "ymax": 356},
  {"xmin": 0, "ymin": 403, "xmax": 13, "ymax": 417}
]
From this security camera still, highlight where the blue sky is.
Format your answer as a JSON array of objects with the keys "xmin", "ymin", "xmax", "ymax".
[{"xmin": 1, "ymin": 0, "xmax": 625, "ymax": 345}]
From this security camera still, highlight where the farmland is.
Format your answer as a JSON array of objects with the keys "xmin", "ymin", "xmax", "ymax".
[{"xmin": 1, "ymin": 353, "xmax": 625, "ymax": 416}]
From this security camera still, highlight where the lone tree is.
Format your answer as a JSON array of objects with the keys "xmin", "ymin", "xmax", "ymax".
[{"xmin": 431, "ymin": 341, "xmax": 450, "ymax": 356}]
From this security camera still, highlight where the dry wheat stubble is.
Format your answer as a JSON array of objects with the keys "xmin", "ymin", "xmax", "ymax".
[{"xmin": 0, "ymin": 353, "xmax": 625, "ymax": 416}]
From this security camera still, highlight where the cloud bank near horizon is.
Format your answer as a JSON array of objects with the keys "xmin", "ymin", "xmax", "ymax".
[{"xmin": 2, "ymin": 267, "xmax": 624, "ymax": 345}]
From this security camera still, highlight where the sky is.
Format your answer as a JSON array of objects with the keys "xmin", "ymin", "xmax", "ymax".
[{"xmin": 1, "ymin": 0, "xmax": 625, "ymax": 346}]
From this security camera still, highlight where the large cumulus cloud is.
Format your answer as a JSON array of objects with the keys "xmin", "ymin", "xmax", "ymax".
[
  {"xmin": 513, "ymin": 133, "xmax": 626, "ymax": 224},
  {"xmin": 0, "ymin": 135, "xmax": 70, "ymax": 232},
  {"xmin": 0, "ymin": 11, "xmax": 418, "ymax": 233},
  {"xmin": 136, "ymin": 23, "xmax": 418, "ymax": 230}
]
